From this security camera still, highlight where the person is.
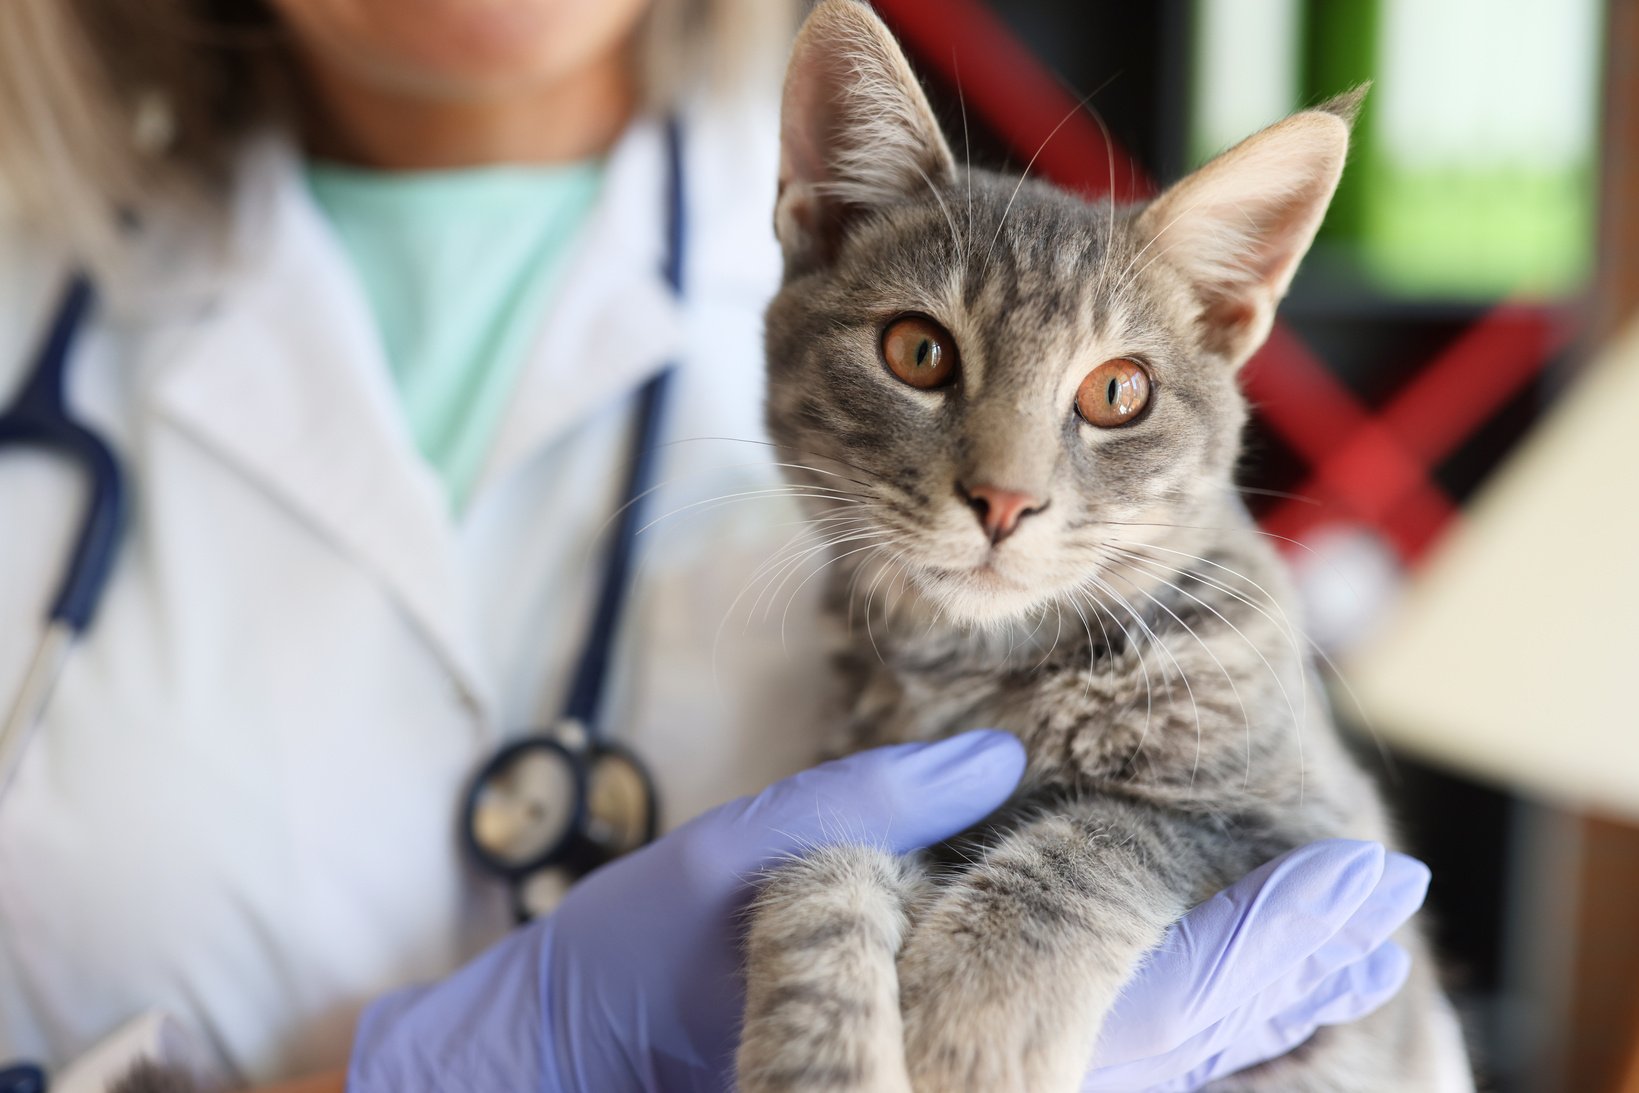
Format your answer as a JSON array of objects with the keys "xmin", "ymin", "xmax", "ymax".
[{"xmin": 0, "ymin": 1, "xmax": 1428, "ymax": 1090}]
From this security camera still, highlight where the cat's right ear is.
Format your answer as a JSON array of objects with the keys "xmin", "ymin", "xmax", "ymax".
[
  {"xmin": 775, "ymin": 0, "xmax": 955, "ymax": 273},
  {"xmin": 1133, "ymin": 88, "xmax": 1363, "ymax": 366}
]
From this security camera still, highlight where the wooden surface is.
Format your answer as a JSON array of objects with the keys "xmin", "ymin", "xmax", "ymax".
[
  {"xmin": 1564, "ymin": 818, "xmax": 1639, "ymax": 1092},
  {"xmin": 1565, "ymin": 9, "xmax": 1639, "ymax": 1089},
  {"xmin": 1595, "ymin": 0, "xmax": 1639, "ymax": 343}
]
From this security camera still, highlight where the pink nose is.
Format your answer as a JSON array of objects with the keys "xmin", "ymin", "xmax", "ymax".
[{"xmin": 960, "ymin": 483, "xmax": 1047, "ymax": 545}]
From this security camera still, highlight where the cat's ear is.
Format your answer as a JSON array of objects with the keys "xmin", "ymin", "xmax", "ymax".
[
  {"xmin": 1135, "ymin": 87, "xmax": 1364, "ymax": 365},
  {"xmin": 775, "ymin": 0, "xmax": 955, "ymax": 272}
]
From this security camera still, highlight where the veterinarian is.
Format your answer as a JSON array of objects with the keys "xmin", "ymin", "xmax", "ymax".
[{"xmin": 0, "ymin": 1, "xmax": 1427, "ymax": 1090}]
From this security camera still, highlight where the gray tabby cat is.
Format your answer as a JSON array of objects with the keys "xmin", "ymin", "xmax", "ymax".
[{"xmin": 736, "ymin": 3, "xmax": 1471, "ymax": 1091}]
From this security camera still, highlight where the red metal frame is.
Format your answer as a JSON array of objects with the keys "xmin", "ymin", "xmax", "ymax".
[{"xmin": 874, "ymin": 0, "xmax": 1566, "ymax": 564}]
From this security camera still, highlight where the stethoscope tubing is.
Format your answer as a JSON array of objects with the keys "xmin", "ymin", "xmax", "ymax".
[
  {"xmin": 0, "ymin": 275, "xmax": 125, "ymax": 632},
  {"xmin": 0, "ymin": 274, "xmax": 127, "ymax": 804}
]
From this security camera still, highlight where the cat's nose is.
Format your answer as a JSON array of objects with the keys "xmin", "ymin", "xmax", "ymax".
[{"xmin": 958, "ymin": 483, "xmax": 1048, "ymax": 545}]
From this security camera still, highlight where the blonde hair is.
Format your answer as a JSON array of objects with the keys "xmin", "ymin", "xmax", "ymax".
[{"xmin": 0, "ymin": 0, "xmax": 792, "ymax": 260}]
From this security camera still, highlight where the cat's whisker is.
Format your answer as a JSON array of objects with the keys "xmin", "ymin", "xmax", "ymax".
[
  {"xmin": 1108, "ymin": 188, "xmax": 1214, "ymax": 297},
  {"xmin": 1013, "ymin": 602, "xmax": 1050, "ymax": 666},
  {"xmin": 1104, "ymin": 556, "xmax": 1260, "ymax": 792},
  {"xmin": 711, "ymin": 523, "xmax": 839, "ymax": 704},
  {"xmin": 1121, "ymin": 232, "xmax": 1209, "ymax": 298},
  {"xmin": 1077, "ymin": 578, "xmax": 1159, "ymax": 774},
  {"xmin": 844, "ymin": 537, "xmax": 879, "ymax": 638},
  {"xmin": 1231, "ymin": 484, "xmax": 1322, "ymax": 506},
  {"xmin": 779, "ymin": 534, "xmax": 905, "ymax": 656},
  {"xmin": 1078, "ymin": 95, "xmax": 1119, "ymax": 245},
  {"xmin": 755, "ymin": 527, "xmax": 892, "ymax": 628},
  {"xmin": 1088, "ymin": 571, "xmax": 1203, "ymax": 786},
  {"xmin": 587, "ymin": 470, "xmax": 822, "ymax": 564},
  {"xmin": 881, "ymin": 549, "xmax": 913, "ymax": 623},
  {"xmin": 892, "ymin": 556, "xmax": 919, "ymax": 635},
  {"xmin": 1082, "ymin": 517, "xmax": 1379, "ymax": 617},
  {"xmin": 635, "ymin": 487, "xmax": 866, "ymax": 542},
  {"xmin": 583, "ymin": 440, "xmax": 886, "ymax": 562},
  {"xmin": 730, "ymin": 520, "xmax": 883, "ymax": 642},
  {"xmin": 953, "ymin": 49, "xmax": 974, "ymax": 243},
  {"xmin": 721, "ymin": 527, "xmax": 887, "ymax": 689},
  {"xmin": 658, "ymin": 434, "xmax": 885, "ymax": 492},
  {"xmin": 763, "ymin": 511, "xmax": 872, "ymax": 535},
  {"xmin": 1106, "ymin": 550, "xmax": 1302, "ymax": 754},
  {"xmin": 645, "ymin": 499, "xmax": 872, "ymax": 630},
  {"xmin": 1107, "ymin": 538, "xmax": 1389, "ymax": 784},
  {"xmin": 982, "ymin": 74, "xmax": 1118, "ymax": 280},
  {"xmin": 861, "ymin": 547, "xmax": 901, "ymax": 666},
  {"xmin": 1074, "ymin": 586, "xmax": 1124, "ymax": 717},
  {"xmin": 1066, "ymin": 596, "xmax": 1101, "ymax": 704},
  {"xmin": 912, "ymin": 160, "xmax": 966, "ymax": 268},
  {"xmin": 1029, "ymin": 601, "xmax": 1066, "ymax": 673},
  {"xmin": 1107, "ymin": 541, "xmax": 1312, "ymax": 739},
  {"xmin": 747, "ymin": 530, "xmax": 865, "ymax": 611}
]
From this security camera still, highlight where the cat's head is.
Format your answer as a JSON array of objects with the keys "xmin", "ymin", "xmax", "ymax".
[{"xmin": 764, "ymin": 0, "xmax": 1357, "ymax": 626}]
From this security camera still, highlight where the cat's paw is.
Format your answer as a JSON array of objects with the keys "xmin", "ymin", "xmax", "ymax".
[
  {"xmin": 898, "ymin": 947, "xmax": 1093, "ymax": 1093},
  {"xmin": 737, "ymin": 844, "xmax": 926, "ymax": 1093},
  {"xmin": 896, "ymin": 818, "xmax": 1113, "ymax": 1093}
]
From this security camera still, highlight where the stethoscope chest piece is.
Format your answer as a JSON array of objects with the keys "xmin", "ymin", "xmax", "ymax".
[
  {"xmin": 462, "ymin": 721, "xmax": 658, "ymax": 920},
  {"xmin": 464, "ymin": 731, "xmax": 587, "ymax": 876}
]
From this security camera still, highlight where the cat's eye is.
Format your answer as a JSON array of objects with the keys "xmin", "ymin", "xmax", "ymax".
[
  {"xmin": 1076, "ymin": 358, "xmax": 1151, "ymax": 428},
  {"xmin": 881, "ymin": 315, "xmax": 957, "ymax": 389}
]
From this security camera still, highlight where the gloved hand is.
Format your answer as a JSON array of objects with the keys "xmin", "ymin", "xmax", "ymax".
[
  {"xmin": 1084, "ymin": 839, "xmax": 1429, "ymax": 1092},
  {"xmin": 348, "ymin": 729, "xmax": 1027, "ymax": 1091},
  {"xmin": 349, "ymin": 730, "xmax": 1428, "ymax": 1092}
]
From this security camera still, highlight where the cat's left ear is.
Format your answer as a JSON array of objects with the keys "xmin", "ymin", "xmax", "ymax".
[
  {"xmin": 1135, "ymin": 87, "xmax": 1365, "ymax": 365},
  {"xmin": 775, "ymin": 0, "xmax": 956, "ymax": 274}
]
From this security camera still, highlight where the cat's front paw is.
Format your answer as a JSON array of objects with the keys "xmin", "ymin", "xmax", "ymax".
[
  {"xmin": 738, "ymin": 844, "xmax": 926, "ymax": 1093},
  {"xmin": 897, "ymin": 918, "xmax": 1096, "ymax": 1093}
]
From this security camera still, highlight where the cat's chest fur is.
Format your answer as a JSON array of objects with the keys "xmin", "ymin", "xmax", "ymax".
[{"xmin": 823, "ymin": 526, "xmax": 1353, "ymax": 828}]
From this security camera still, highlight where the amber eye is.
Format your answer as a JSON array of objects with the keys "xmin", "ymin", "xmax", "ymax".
[
  {"xmin": 881, "ymin": 315, "xmax": 957, "ymax": 389},
  {"xmin": 1076, "ymin": 358, "xmax": 1151, "ymax": 427}
]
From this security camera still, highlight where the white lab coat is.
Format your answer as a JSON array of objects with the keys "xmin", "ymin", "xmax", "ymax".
[{"xmin": 0, "ymin": 95, "xmax": 831, "ymax": 1083}]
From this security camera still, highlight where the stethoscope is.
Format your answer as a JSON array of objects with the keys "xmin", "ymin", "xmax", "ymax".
[
  {"xmin": 0, "ymin": 121, "xmax": 686, "ymax": 930},
  {"xmin": 460, "ymin": 119, "xmax": 683, "ymax": 921}
]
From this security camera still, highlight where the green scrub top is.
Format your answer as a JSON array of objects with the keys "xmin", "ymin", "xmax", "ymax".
[{"xmin": 306, "ymin": 159, "xmax": 604, "ymax": 510}]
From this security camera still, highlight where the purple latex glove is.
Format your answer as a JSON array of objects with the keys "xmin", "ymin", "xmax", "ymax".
[
  {"xmin": 1083, "ymin": 839, "xmax": 1430, "ymax": 1092},
  {"xmin": 349, "ymin": 730, "xmax": 1427, "ymax": 1093}
]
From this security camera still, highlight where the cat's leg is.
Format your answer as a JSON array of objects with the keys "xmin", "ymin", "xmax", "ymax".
[
  {"xmin": 738, "ymin": 844, "xmax": 930, "ymax": 1093},
  {"xmin": 897, "ymin": 799, "xmax": 1211, "ymax": 1093}
]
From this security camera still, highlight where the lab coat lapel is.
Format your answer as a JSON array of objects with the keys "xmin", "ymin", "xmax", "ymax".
[
  {"xmin": 145, "ymin": 139, "xmax": 492, "ymax": 717},
  {"xmin": 472, "ymin": 118, "xmax": 683, "ymax": 498}
]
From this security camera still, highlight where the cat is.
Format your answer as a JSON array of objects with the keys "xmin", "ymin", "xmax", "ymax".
[{"xmin": 734, "ymin": 2, "xmax": 1472, "ymax": 1091}]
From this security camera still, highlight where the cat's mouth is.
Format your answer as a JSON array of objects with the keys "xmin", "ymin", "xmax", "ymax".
[
  {"xmin": 909, "ymin": 556, "xmax": 1056, "ymax": 625},
  {"xmin": 919, "ymin": 558, "xmax": 1029, "ymax": 592}
]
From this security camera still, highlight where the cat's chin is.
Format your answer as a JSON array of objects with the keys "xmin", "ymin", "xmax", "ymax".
[{"xmin": 912, "ymin": 563, "xmax": 1055, "ymax": 628}]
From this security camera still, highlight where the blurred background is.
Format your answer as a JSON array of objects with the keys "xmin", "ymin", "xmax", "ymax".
[{"xmin": 866, "ymin": 0, "xmax": 1633, "ymax": 1090}]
